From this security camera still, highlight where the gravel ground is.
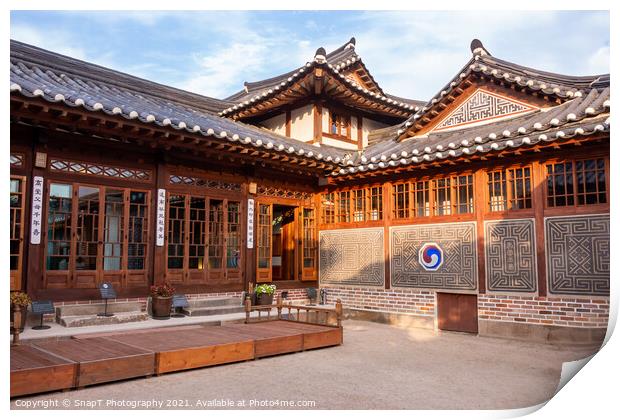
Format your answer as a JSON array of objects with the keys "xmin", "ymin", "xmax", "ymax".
[{"xmin": 11, "ymin": 320, "xmax": 600, "ymax": 410}]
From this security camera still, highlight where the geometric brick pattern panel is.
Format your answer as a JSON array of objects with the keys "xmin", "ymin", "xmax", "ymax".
[
  {"xmin": 434, "ymin": 89, "xmax": 536, "ymax": 132},
  {"xmin": 319, "ymin": 228, "xmax": 385, "ymax": 287},
  {"xmin": 545, "ymin": 215, "xmax": 610, "ymax": 296},
  {"xmin": 484, "ymin": 219, "xmax": 537, "ymax": 293},
  {"xmin": 391, "ymin": 222, "xmax": 477, "ymax": 290}
]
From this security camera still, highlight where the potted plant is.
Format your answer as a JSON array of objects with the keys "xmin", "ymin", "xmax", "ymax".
[
  {"xmin": 10, "ymin": 291, "xmax": 31, "ymax": 333},
  {"xmin": 254, "ymin": 284, "xmax": 276, "ymax": 306},
  {"xmin": 150, "ymin": 283, "xmax": 175, "ymax": 319}
]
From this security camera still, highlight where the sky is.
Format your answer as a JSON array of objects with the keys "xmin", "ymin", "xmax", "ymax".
[{"xmin": 10, "ymin": 10, "xmax": 610, "ymax": 101}]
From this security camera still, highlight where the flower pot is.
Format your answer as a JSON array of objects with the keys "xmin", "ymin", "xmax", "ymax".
[
  {"xmin": 151, "ymin": 296, "xmax": 173, "ymax": 319},
  {"xmin": 256, "ymin": 293, "xmax": 274, "ymax": 306},
  {"xmin": 11, "ymin": 305, "xmax": 28, "ymax": 333}
]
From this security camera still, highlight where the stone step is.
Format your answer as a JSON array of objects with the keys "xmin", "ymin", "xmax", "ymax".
[
  {"xmin": 58, "ymin": 311, "xmax": 149, "ymax": 328},
  {"xmin": 185, "ymin": 297, "xmax": 242, "ymax": 309},
  {"xmin": 182, "ymin": 304, "xmax": 245, "ymax": 317}
]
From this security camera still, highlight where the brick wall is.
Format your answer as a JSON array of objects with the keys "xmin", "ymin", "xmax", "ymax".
[
  {"xmin": 322, "ymin": 286, "xmax": 435, "ymax": 318},
  {"xmin": 478, "ymin": 294, "xmax": 609, "ymax": 329}
]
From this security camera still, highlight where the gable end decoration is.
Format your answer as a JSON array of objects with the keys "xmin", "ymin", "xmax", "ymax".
[{"xmin": 433, "ymin": 89, "xmax": 538, "ymax": 132}]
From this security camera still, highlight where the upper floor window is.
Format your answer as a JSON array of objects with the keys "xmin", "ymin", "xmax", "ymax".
[
  {"xmin": 392, "ymin": 174, "xmax": 474, "ymax": 219},
  {"xmin": 546, "ymin": 159, "xmax": 607, "ymax": 207},
  {"xmin": 487, "ymin": 166, "xmax": 532, "ymax": 211},
  {"xmin": 321, "ymin": 186, "xmax": 383, "ymax": 224},
  {"xmin": 329, "ymin": 112, "xmax": 350, "ymax": 138}
]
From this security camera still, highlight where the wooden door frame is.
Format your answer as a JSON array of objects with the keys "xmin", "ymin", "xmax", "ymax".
[{"xmin": 10, "ymin": 175, "xmax": 27, "ymax": 291}]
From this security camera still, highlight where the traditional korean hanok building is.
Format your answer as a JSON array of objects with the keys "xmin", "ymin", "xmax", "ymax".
[{"xmin": 9, "ymin": 37, "xmax": 610, "ymax": 343}]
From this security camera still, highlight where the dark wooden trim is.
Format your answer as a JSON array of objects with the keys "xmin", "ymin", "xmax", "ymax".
[
  {"xmin": 474, "ymin": 168, "xmax": 486, "ymax": 294},
  {"xmin": 313, "ymin": 102, "xmax": 322, "ymax": 144},
  {"xmin": 285, "ymin": 110, "xmax": 291, "ymax": 137},
  {"xmin": 357, "ymin": 116, "xmax": 363, "ymax": 150},
  {"xmin": 532, "ymin": 160, "xmax": 547, "ymax": 297}
]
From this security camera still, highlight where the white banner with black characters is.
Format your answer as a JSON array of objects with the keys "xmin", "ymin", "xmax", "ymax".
[
  {"xmin": 156, "ymin": 188, "xmax": 166, "ymax": 246},
  {"xmin": 30, "ymin": 176, "xmax": 44, "ymax": 244},
  {"xmin": 247, "ymin": 198, "xmax": 255, "ymax": 249}
]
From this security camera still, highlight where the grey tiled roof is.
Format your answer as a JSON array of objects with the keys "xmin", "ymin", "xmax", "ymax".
[
  {"xmin": 339, "ymin": 87, "xmax": 610, "ymax": 174},
  {"xmin": 10, "ymin": 40, "xmax": 351, "ymax": 166},
  {"xmin": 221, "ymin": 38, "xmax": 423, "ymax": 113}
]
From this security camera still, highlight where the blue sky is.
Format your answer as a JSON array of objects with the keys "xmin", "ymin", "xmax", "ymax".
[{"xmin": 10, "ymin": 10, "xmax": 609, "ymax": 101}]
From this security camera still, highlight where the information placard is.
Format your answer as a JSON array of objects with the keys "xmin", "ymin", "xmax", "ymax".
[
  {"xmin": 172, "ymin": 294, "xmax": 189, "ymax": 309},
  {"xmin": 30, "ymin": 176, "xmax": 44, "ymax": 244},
  {"xmin": 247, "ymin": 198, "xmax": 255, "ymax": 249},
  {"xmin": 31, "ymin": 300, "xmax": 55, "ymax": 315},
  {"xmin": 156, "ymin": 188, "xmax": 166, "ymax": 246},
  {"xmin": 99, "ymin": 282, "xmax": 117, "ymax": 299}
]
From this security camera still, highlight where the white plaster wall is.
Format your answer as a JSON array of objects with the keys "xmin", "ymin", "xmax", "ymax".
[
  {"xmin": 322, "ymin": 107, "xmax": 329, "ymax": 131},
  {"xmin": 261, "ymin": 113, "xmax": 286, "ymax": 137},
  {"xmin": 362, "ymin": 117, "xmax": 388, "ymax": 148},
  {"xmin": 290, "ymin": 104, "xmax": 314, "ymax": 142},
  {"xmin": 321, "ymin": 136, "xmax": 358, "ymax": 150},
  {"xmin": 350, "ymin": 117, "xmax": 358, "ymax": 141}
]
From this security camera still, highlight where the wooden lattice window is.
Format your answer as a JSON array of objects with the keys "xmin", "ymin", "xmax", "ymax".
[
  {"xmin": 46, "ymin": 183, "xmax": 73, "ymax": 271},
  {"xmin": 169, "ymin": 174, "xmax": 241, "ymax": 192},
  {"xmin": 188, "ymin": 197, "xmax": 207, "ymax": 270},
  {"xmin": 50, "ymin": 159, "xmax": 151, "ymax": 182},
  {"xmin": 392, "ymin": 183, "xmax": 410, "ymax": 219},
  {"xmin": 412, "ymin": 181, "xmax": 431, "ymax": 217},
  {"xmin": 208, "ymin": 200, "xmax": 224, "ymax": 269},
  {"xmin": 321, "ymin": 193, "xmax": 336, "ymax": 224},
  {"xmin": 329, "ymin": 112, "xmax": 350, "ymax": 138},
  {"xmin": 302, "ymin": 208, "xmax": 317, "ymax": 269},
  {"xmin": 546, "ymin": 159, "xmax": 607, "ymax": 207},
  {"xmin": 226, "ymin": 202, "xmax": 241, "ymax": 269},
  {"xmin": 487, "ymin": 167, "xmax": 532, "ymax": 211},
  {"xmin": 368, "ymin": 187, "xmax": 383, "ymax": 221},
  {"xmin": 337, "ymin": 191, "xmax": 351, "ymax": 223},
  {"xmin": 128, "ymin": 191, "xmax": 149, "ymax": 270},
  {"xmin": 167, "ymin": 195, "xmax": 186, "ymax": 269},
  {"xmin": 257, "ymin": 204, "xmax": 272, "ymax": 269},
  {"xmin": 10, "ymin": 177, "xmax": 26, "ymax": 281},
  {"xmin": 10, "ymin": 153, "xmax": 24, "ymax": 168},
  {"xmin": 353, "ymin": 189, "xmax": 366, "ymax": 222}
]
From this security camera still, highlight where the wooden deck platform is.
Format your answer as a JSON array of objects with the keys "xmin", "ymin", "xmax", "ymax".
[{"xmin": 10, "ymin": 320, "xmax": 342, "ymax": 398}]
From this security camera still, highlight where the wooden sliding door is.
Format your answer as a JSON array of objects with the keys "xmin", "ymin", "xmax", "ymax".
[
  {"xmin": 10, "ymin": 176, "xmax": 26, "ymax": 290},
  {"xmin": 256, "ymin": 203, "xmax": 272, "ymax": 283},
  {"xmin": 44, "ymin": 181, "xmax": 150, "ymax": 289},
  {"xmin": 300, "ymin": 206, "xmax": 318, "ymax": 281},
  {"xmin": 165, "ymin": 194, "xmax": 242, "ymax": 285}
]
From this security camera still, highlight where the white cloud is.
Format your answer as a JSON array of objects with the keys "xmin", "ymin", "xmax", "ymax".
[
  {"xmin": 586, "ymin": 46, "xmax": 610, "ymax": 75},
  {"xmin": 11, "ymin": 23, "xmax": 88, "ymax": 61}
]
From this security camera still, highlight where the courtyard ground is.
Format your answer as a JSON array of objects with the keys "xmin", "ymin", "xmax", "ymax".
[{"xmin": 11, "ymin": 320, "xmax": 600, "ymax": 410}]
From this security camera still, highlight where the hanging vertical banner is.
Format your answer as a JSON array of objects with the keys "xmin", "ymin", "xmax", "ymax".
[
  {"xmin": 156, "ymin": 188, "xmax": 166, "ymax": 246},
  {"xmin": 247, "ymin": 198, "xmax": 255, "ymax": 249},
  {"xmin": 30, "ymin": 176, "xmax": 44, "ymax": 244}
]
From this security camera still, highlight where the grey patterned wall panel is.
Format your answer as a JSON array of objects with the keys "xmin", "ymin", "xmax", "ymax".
[
  {"xmin": 485, "ymin": 219, "xmax": 537, "ymax": 293},
  {"xmin": 391, "ymin": 222, "xmax": 477, "ymax": 290},
  {"xmin": 546, "ymin": 215, "xmax": 610, "ymax": 296},
  {"xmin": 319, "ymin": 228, "xmax": 385, "ymax": 286}
]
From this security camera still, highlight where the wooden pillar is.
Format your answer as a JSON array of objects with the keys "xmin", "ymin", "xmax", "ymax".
[
  {"xmin": 285, "ymin": 110, "xmax": 291, "ymax": 137},
  {"xmin": 244, "ymin": 182, "xmax": 256, "ymax": 293},
  {"xmin": 473, "ymin": 169, "xmax": 486, "ymax": 294},
  {"xmin": 26, "ymin": 131, "xmax": 45, "ymax": 299},
  {"xmin": 383, "ymin": 182, "xmax": 392, "ymax": 290},
  {"xmin": 313, "ymin": 102, "xmax": 322, "ymax": 144},
  {"xmin": 532, "ymin": 160, "xmax": 547, "ymax": 296},
  {"xmin": 357, "ymin": 116, "xmax": 363, "ymax": 150},
  {"xmin": 152, "ymin": 160, "xmax": 167, "ymax": 286}
]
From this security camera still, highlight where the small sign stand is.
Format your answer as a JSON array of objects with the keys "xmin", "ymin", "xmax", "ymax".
[
  {"xmin": 31, "ymin": 300, "xmax": 55, "ymax": 330},
  {"xmin": 171, "ymin": 294, "xmax": 189, "ymax": 318},
  {"xmin": 98, "ymin": 283, "xmax": 117, "ymax": 317}
]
